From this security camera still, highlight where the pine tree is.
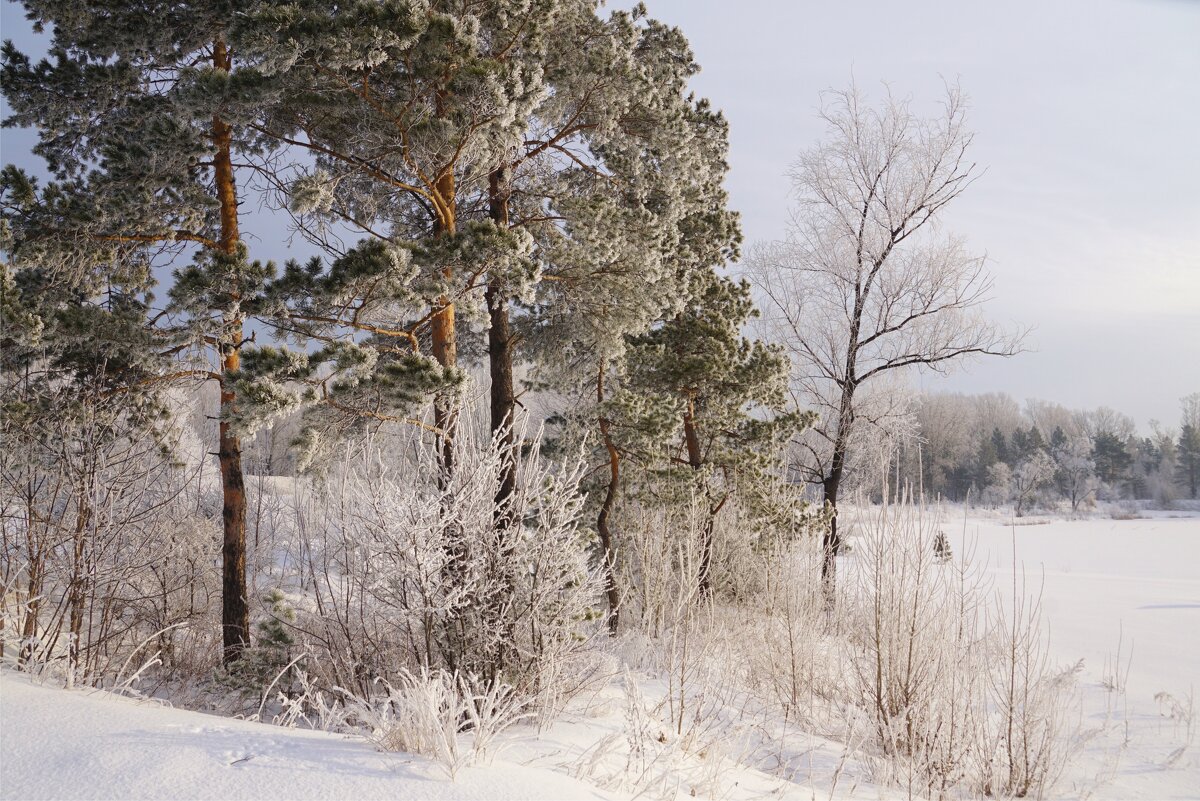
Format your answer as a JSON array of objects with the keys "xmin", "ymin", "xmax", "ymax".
[
  {"xmin": 1, "ymin": 3, "xmax": 296, "ymax": 662},
  {"xmin": 622, "ymin": 271, "xmax": 811, "ymax": 597},
  {"xmin": 1, "ymin": 2, "xmax": 444, "ymax": 662},
  {"xmin": 242, "ymin": 3, "xmax": 736, "ymax": 505},
  {"xmin": 2, "ymin": 1, "xmax": 492, "ymax": 661},
  {"xmin": 245, "ymin": 0, "xmax": 546, "ymax": 476},
  {"xmin": 1010, "ymin": 428, "xmax": 1030, "ymax": 462},
  {"xmin": 974, "ymin": 430, "xmax": 1000, "ymax": 494},
  {"xmin": 1177, "ymin": 424, "xmax": 1200, "ymax": 500},
  {"xmin": 1049, "ymin": 425, "xmax": 1068, "ymax": 456},
  {"xmin": 175, "ymin": 1, "xmax": 737, "ymax": 630},
  {"xmin": 1091, "ymin": 430, "xmax": 1133, "ymax": 488},
  {"xmin": 1024, "ymin": 426, "xmax": 1046, "ymax": 459}
]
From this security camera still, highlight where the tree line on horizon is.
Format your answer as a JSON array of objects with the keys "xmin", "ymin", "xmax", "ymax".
[{"xmin": 882, "ymin": 391, "xmax": 1200, "ymax": 514}]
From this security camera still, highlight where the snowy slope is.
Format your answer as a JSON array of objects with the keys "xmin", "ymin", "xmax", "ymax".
[
  {"xmin": 0, "ymin": 675, "xmax": 617, "ymax": 801},
  {"xmin": 0, "ymin": 671, "xmax": 902, "ymax": 801}
]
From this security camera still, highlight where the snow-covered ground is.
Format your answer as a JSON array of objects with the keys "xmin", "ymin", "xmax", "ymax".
[
  {"xmin": 958, "ymin": 511, "xmax": 1200, "ymax": 800},
  {"xmin": 3, "ymin": 512, "xmax": 1197, "ymax": 801},
  {"xmin": 0, "ymin": 663, "xmax": 895, "ymax": 801},
  {"xmin": 0, "ymin": 674, "xmax": 621, "ymax": 801}
]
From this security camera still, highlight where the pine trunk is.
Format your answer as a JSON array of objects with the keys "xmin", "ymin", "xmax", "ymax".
[
  {"xmin": 483, "ymin": 171, "xmax": 520, "ymax": 672},
  {"xmin": 487, "ymin": 170, "xmax": 517, "ymax": 526},
  {"xmin": 431, "ymin": 170, "xmax": 458, "ymax": 483},
  {"xmin": 213, "ymin": 38, "xmax": 249, "ymax": 665},
  {"xmin": 682, "ymin": 401, "xmax": 715, "ymax": 598},
  {"xmin": 596, "ymin": 365, "xmax": 622, "ymax": 634}
]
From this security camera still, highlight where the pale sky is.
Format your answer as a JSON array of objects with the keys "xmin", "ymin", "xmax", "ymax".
[
  {"xmin": 624, "ymin": 0, "xmax": 1200, "ymax": 431},
  {"xmin": 2, "ymin": 0, "xmax": 1198, "ymax": 429}
]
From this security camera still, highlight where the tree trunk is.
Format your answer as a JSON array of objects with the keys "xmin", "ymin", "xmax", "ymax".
[
  {"xmin": 19, "ymin": 562, "xmax": 41, "ymax": 665},
  {"xmin": 821, "ymin": 359, "xmax": 857, "ymax": 592},
  {"xmin": 212, "ymin": 38, "xmax": 249, "ymax": 665},
  {"xmin": 682, "ymin": 400, "xmax": 715, "ymax": 598},
  {"xmin": 487, "ymin": 170, "xmax": 517, "ymax": 526},
  {"xmin": 821, "ymin": 431, "xmax": 848, "ymax": 589},
  {"xmin": 431, "ymin": 303, "xmax": 457, "ymax": 478},
  {"xmin": 596, "ymin": 364, "xmax": 622, "ymax": 635},
  {"xmin": 820, "ymin": 478, "xmax": 840, "ymax": 583},
  {"xmin": 482, "ymin": 172, "xmax": 522, "ymax": 671},
  {"xmin": 431, "ymin": 170, "xmax": 458, "ymax": 483},
  {"xmin": 67, "ymin": 500, "xmax": 91, "ymax": 671}
]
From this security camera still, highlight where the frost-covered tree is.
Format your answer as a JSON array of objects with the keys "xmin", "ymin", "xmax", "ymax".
[
  {"xmin": 1026, "ymin": 399, "xmax": 1078, "ymax": 444},
  {"xmin": 1011, "ymin": 449, "xmax": 1055, "ymax": 517},
  {"xmin": 1143, "ymin": 421, "xmax": 1179, "ymax": 505},
  {"xmin": 246, "ymin": 1, "xmax": 735, "ymax": 498},
  {"xmin": 513, "ymin": 18, "xmax": 740, "ymax": 625},
  {"xmin": 236, "ymin": 3, "xmax": 738, "ymax": 633},
  {"xmin": 245, "ymin": 0, "xmax": 549, "ymax": 476},
  {"xmin": 0, "ymin": 203, "xmax": 183, "ymax": 668},
  {"xmin": 909, "ymin": 393, "xmax": 976, "ymax": 500},
  {"xmin": 1053, "ymin": 435, "xmax": 1096, "ymax": 513},
  {"xmin": 748, "ymin": 84, "xmax": 1022, "ymax": 582},
  {"xmin": 1177, "ymin": 425, "xmax": 1200, "ymax": 500},
  {"xmin": 0, "ymin": 3, "xmax": 297, "ymax": 661},
  {"xmin": 983, "ymin": 462, "xmax": 1012, "ymax": 508}
]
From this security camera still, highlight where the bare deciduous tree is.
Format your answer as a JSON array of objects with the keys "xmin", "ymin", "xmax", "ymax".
[{"xmin": 749, "ymin": 84, "xmax": 1023, "ymax": 584}]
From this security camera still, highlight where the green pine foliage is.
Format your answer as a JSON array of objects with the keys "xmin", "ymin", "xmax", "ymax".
[
  {"xmin": 1091, "ymin": 430, "xmax": 1132, "ymax": 486},
  {"xmin": 623, "ymin": 271, "xmax": 812, "ymax": 516}
]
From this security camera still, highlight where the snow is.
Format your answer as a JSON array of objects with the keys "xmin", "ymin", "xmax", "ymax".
[
  {"xmin": 0, "ymin": 675, "xmax": 617, "ymax": 801},
  {"xmin": 3, "ymin": 512, "xmax": 1197, "ymax": 801},
  {"xmin": 957, "ymin": 512, "xmax": 1200, "ymax": 800},
  {"xmin": 0, "ymin": 668, "xmax": 900, "ymax": 801}
]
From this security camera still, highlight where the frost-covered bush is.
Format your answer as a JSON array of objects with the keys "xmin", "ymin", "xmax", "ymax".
[
  {"xmin": 615, "ymin": 496, "xmax": 712, "ymax": 640},
  {"xmin": 844, "ymin": 499, "xmax": 988, "ymax": 794},
  {"xmin": 739, "ymin": 540, "xmax": 839, "ymax": 721},
  {"xmin": 842, "ymin": 495, "xmax": 1080, "ymax": 798},
  {"xmin": 290, "ymin": 415, "xmax": 604, "ymax": 711},
  {"xmin": 346, "ymin": 668, "xmax": 531, "ymax": 779},
  {"xmin": 0, "ymin": 391, "xmax": 219, "ymax": 686}
]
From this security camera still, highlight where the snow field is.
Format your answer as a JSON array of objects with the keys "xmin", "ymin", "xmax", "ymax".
[
  {"xmin": 3, "ymin": 511, "xmax": 1197, "ymax": 801},
  {"xmin": 963, "ymin": 513, "xmax": 1200, "ymax": 800}
]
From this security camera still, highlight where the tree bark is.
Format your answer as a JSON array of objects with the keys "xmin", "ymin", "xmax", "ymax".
[
  {"xmin": 19, "ymin": 559, "xmax": 42, "ymax": 665},
  {"xmin": 822, "ymin": 267, "xmax": 862, "ymax": 591},
  {"xmin": 67, "ymin": 500, "xmax": 91, "ymax": 671},
  {"xmin": 595, "ymin": 365, "xmax": 623, "ymax": 635},
  {"xmin": 682, "ymin": 399, "xmax": 715, "ymax": 599},
  {"xmin": 821, "ymin": 471, "xmax": 842, "ymax": 585},
  {"xmin": 483, "ymin": 171, "xmax": 521, "ymax": 672},
  {"xmin": 486, "ymin": 170, "xmax": 517, "ymax": 526},
  {"xmin": 821, "ymin": 388, "xmax": 854, "ymax": 590},
  {"xmin": 212, "ymin": 37, "xmax": 249, "ymax": 665},
  {"xmin": 430, "ymin": 169, "xmax": 458, "ymax": 484}
]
